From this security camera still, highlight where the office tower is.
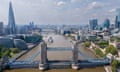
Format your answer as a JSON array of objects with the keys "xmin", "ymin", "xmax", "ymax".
[
  {"xmin": 103, "ymin": 18, "xmax": 110, "ymax": 29},
  {"xmin": 115, "ymin": 16, "xmax": 120, "ymax": 28},
  {"xmin": 115, "ymin": 8, "xmax": 120, "ymax": 29},
  {"xmin": 89, "ymin": 19, "xmax": 98, "ymax": 30},
  {"xmin": 0, "ymin": 22, "xmax": 4, "ymax": 35},
  {"xmin": 8, "ymin": 2, "xmax": 16, "ymax": 34}
]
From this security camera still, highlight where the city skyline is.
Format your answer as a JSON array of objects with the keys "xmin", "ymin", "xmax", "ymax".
[{"xmin": 0, "ymin": 0, "xmax": 120, "ymax": 25}]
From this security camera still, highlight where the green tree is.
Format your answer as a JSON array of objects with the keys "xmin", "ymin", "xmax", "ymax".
[
  {"xmin": 10, "ymin": 48, "xmax": 20, "ymax": 54},
  {"xmin": 112, "ymin": 60, "xmax": 119, "ymax": 72},
  {"xmin": 0, "ymin": 46, "xmax": 9, "ymax": 58},
  {"xmin": 98, "ymin": 40, "xmax": 109, "ymax": 48},
  {"xmin": 95, "ymin": 48, "xmax": 105, "ymax": 57},
  {"xmin": 9, "ymin": 48, "xmax": 20, "ymax": 58},
  {"xmin": 105, "ymin": 45, "xmax": 117, "ymax": 55},
  {"xmin": 83, "ymin": 41, "xmax": 91, "ymax": 47},
  {"xmin": 0, "ymin": 46, "xmax": 20, "ymax": 59}
]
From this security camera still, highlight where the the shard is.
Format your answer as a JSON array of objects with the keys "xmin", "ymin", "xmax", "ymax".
[{"xmin": 8, "ymin": 2, "xmax": 16, "ymax": 34}]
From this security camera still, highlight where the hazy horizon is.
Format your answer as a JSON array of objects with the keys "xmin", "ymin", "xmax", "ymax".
[{"xmin": 0, "ymin": 0, "xmax": 120, "ymax": 25}]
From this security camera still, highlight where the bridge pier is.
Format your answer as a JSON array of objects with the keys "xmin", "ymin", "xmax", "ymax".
[
  {"xmin": 71, "ymin": 42, "xmax": 79, "ymax": 70},
  {"xmin": 39, "ymin": 41, "xmax": 48, "ymax": 70}
]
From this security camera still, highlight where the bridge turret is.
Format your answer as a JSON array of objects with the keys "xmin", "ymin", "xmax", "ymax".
[
  {"xmin": 39, "ymin": 41, "xmax": 48, "ymax": 70},
  {"xmin": 71, "ymin": 42, "xmax": 79, "ymax": 70}
]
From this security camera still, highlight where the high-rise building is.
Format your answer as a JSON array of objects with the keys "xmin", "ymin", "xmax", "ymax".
[
  {"xmin": 115, "ymin": 8, "xmax": 120, "ymax": 29},
  {"xmin": 116, "ymin": 8, "xmax": 120, "ymax": 20},
  {"xmin": 0, "ymin": 22, "xmax": 4, "ymax": 35},
  {"xmin": 89, "ymin": 19, "xmax": 98, "ymax": 30},
  {"xmin": 103, "ymin": 18, "xmax": 110, "ymax": 29},
  {"xmin": 8, "ymin": 2, "xmax": 16, "ymax": 34}
]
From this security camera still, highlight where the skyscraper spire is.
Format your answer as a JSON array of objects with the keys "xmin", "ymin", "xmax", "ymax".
[{"xmin": 8, "ymin": 1, "xmax": 16, "ymax": 34}]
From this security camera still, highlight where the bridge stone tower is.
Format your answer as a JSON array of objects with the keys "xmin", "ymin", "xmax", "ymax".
[
  {"xmin": 71, "ymin": 42, "xmax": 79, "ymax": 69},
  {"xmin": 39, "ymin": 41, "xmax": 48, "ymax": 70}
]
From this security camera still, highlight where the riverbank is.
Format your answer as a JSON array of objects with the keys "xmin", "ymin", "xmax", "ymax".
[{"xmin": 80, "ymin": 43, "xmax": 111, "ymax": 72}]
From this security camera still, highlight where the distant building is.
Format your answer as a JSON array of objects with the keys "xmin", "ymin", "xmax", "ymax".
[
  {"xmin": 8, "ymin": 2, "xmax": 17, "ymax": 34},
  {"xmin": 19, "ymin": 25, "xmax": 30, "ymax": 34},
  {"xmin": 115, "ymin": 8, "xmax": 120, "ymax": 29},
  {"xmin": 103, "ymin": 19, "xmax": 110, "ymax": 29},
  {"xmin": 0, "ymin": 37, "xmax": 28, "ymax": 50},
  {"xmin": 89, "ymin": 19, "xmax": 98, "ymax": 30},
  {"xmin": 0, "ymin": 22, "xmax": 4, "ymax": 35},
  {"xmin": 29, "ymin": 21, "xmax": 35, "ymax": 31}
]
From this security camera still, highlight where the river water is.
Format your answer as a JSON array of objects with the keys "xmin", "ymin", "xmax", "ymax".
[
  {"xmin": 5, "ymin": 67, "xmax": 105, "ymax": 72},
  {"xmin": 5, "ymin": 33, "xmax": 105, "ymax": 72}
]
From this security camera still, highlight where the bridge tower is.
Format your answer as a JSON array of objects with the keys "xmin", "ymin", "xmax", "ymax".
[
  {"xmin": 71, "ymin": 42, "xmax": 79, "ymax": 70},
  {"xmin": 39, "ymin": 41, "xmax": 48, "ymax": 70}
]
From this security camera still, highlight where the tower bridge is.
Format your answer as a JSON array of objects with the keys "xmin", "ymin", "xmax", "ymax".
[
  {"xmin": 7, "ymin": 41, "xmax": 110, "ymax": 70},
  {"xmin": 1, "ymin": 34, "xmax": 111, "ymax": 71}
]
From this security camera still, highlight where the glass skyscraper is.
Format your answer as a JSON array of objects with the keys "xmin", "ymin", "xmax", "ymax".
[
  {"xmin": 103, "ymin": 18, "xmax": 110, "ymax": 29},
  {"xmin": 0, "ymin": 22, "xmax": 4, "ymax": 35},
  {"xmin": 89, "ymin": 19, "xmax": 98, "ymax": 30},
  {"xmin": 8, "ymin": 2, "xmax": 16, "ymax": 34},
  {"xmin": 115, "ymin": 8, "xmax": 120, "ymax": 29}
]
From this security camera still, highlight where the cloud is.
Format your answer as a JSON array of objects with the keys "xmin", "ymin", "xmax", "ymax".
[
  {"xmin": 88, "ymin": 1, "xmax": 104, "ymax": 9},
  {"xmin": 56, "ymin": 1, "xmax": 66, "ymax": 7},
  {"xmin": 71, "ymin": 0, "xmax": 81, "ymax": 3},
  {"xmin": 75, "ymin": 8, "xmax": 80, "ymax": 11},
  {"xmin": 109, "ymin": 8, "xmax": 116, "ymax": 13},
  {"xmin": 0, "ymin": 0, "xmax": 120, "ymax": 25}
]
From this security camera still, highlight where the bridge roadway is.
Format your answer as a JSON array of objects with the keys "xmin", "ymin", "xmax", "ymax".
[{"xmin": 9, "ymin": 33, "xmax": 110, "ymax": 69}]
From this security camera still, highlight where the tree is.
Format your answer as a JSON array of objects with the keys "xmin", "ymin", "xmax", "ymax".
[
  {"xmin": 0, "ymin": 46, "xmax": 10, "ymax": 59},
  {"xmin": 112, "ymin": 60, "xmax": 119, "ymax": 72},
  {"xmin": 97, "ymin": 40, "xmax": 109, "ymax": 48},
  {"xmin": 95, "ymin": 48, "xmax": 105, "ymax": 57},
  {"xmin": 105, "ymin": 45, "xmax": 117, "ymax": 55},
  {"xmin": 10, "ymin": 48, "xmax": 20, "ymax": 54},
  {"xmin": 9, "ymin": 48, "xmax": 20, "ymax": 58},
  {"xmin": 0, "ymin": 46, "xmax": 20, "ymax": 59},
  {"xmin": 83, "ymin": 41, "xmax": 91, "ymax": 47}
]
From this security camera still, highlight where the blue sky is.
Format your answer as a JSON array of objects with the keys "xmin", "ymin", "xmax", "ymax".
[{"xmin": 0, "ymin": 0, "xmax": 120, "ymax": 25}]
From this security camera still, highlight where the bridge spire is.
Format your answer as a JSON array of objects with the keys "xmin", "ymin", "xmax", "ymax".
[{"xmin": 71, "ymin": 42, "xmax": 79, "ymax": 69}]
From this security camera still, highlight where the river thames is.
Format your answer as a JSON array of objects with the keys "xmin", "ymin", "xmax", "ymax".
[{"xmin": 5, "ymin": 33, "xmax": 105, "ymax": 72}]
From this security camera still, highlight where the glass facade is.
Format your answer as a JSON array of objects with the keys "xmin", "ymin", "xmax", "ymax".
[
  {"xmin": 89, "ymin": 19, "xmax": 98, "ymax": 30},
  {"xmin": 103, "ymin": 19, "xmax": 110, "ymax": 29},
  {"xmin": 115, "ymin": 8, "xmax": 120, "ymax": 28},
  {"xmin": 8, "ymin": 2, "xmax": 16, "ymax": 34}
]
